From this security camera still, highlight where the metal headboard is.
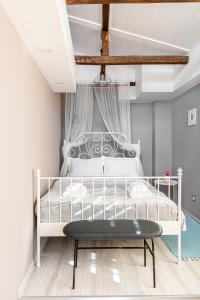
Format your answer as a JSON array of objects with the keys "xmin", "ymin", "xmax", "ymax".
[{"xmin": 66, "ymin": 132, "xmax": 140, "ymax": 159}]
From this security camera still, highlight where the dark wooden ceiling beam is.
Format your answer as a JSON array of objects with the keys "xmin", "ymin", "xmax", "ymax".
[
  {"xmin": 75, "ymin": 55, "xmax": 189, "ymax": 65},
  {"xmin": 102, "ymin": 31, "xmax": 109, "ymax": 55},
  {"xmin": 102, "ymin": 4, "xmax": 110, "ymax": 32},
  {"xmin": 66, "ymin": 0, "xmax": 200, "ymax": 5},
  {"xmin": 69, "ymin": 0, "xmax": 191, "ymax": 69},
  {"xmin": 101, "ymin": 4, "xmax": 110, "ymax": 78},
  {"xmin": 101, "ymin": 30, "xmax": 109, "ymax": 77}
]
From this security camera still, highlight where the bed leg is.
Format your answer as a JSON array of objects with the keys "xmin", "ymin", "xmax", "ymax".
[
  {"xmin": 36, "ymin": 168, "xmax": 41, "ymax": 267},
  {"xmin": 37, "ymin": 233, "xmax": 40, "ymax": 267},
  {"xmin": 177, "ymin": 168, "xmax": 182, "ymax": 264},
  {"xmin": 177, "ymin": 232, "xmax": 181, "ymax": 264}
]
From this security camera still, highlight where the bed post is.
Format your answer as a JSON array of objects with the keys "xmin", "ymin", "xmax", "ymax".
[
  {"xmin": 177, "ymin": 167, "xmax": 183, "ymax": 264},
  {"xmin": 36, "ymin": 168, "xmax": 41, "ymax": 267}
]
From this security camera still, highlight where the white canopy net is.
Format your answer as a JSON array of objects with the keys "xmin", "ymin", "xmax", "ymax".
[{"xmin": 60, "ymin": 83, "xmax": 138, "ymax": 176}]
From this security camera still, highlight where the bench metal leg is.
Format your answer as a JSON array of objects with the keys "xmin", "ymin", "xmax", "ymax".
[
  {"xmin": 151, "ymin": 239, "xmax": 156, "ymax": 288},
  {"xmin": 144, "ymin": 239, "xmax": 146, "ymax": 267},
  {"xmin": 71, "ymin": 239, "xmax": 156, "ymax": 289},
  {"xmin": 144, "ymin": 239, "xmax": 156, "ymax": 288},
  {"xmin": 75, "ymin": 240, "xmax": 78, "ymax": 268},
  {"xmin": 72, "ymin": 240, "xmax": 78, "ymax": 289}
]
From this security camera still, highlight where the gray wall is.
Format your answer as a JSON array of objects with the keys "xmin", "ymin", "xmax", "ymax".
[
  {"xmin": 154, "ymin": 102, "xmax": 172, "ymax": 176},
  {"xmin": 131, "ymin": 102, "xmax": 172, "ymax": 176},
  {"xmin": 131, "ymin": 104, "xmax": 153, "ymax": 175},
  {"xmin": 172, "ymin": 84, "xmax": 200, "ymax": 219}
]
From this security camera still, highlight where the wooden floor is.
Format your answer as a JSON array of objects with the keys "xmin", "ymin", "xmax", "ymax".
[{"xmin": 23, "ymin": 237, "xmax": 200, "ymax": 297}]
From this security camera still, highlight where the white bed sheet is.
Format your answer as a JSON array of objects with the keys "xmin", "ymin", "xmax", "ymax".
[{"xmin": 36, "ymin": 179, "xmax": 186, "ymax": 230}]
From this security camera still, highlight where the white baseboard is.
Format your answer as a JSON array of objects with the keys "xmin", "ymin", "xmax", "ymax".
[
  {"xmin": 183, "ymin": 208, "xmax": 200, "ymax": 223},
  {"xmin": 18, "ymin": 260, "xmax": 34, "ymax": 299}
]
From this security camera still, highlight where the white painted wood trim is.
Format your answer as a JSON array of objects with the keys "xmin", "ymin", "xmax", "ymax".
[{"xmin": 18, "ymin": 261, "xmax": 34, "ymax": 299}]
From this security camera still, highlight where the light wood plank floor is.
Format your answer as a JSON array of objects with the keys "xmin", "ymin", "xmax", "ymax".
[{"xmin": 23, "ymin": 238, "xmax": 200, "ymax": 297}]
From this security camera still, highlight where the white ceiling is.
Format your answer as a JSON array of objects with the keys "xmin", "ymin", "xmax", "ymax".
[
  {"xmin": 111, "ymin": 4, "xmax": 200, "ymax": 49},
  {"xmin": 68, "ymin": 3, "xmax": 200, "ymax": 53},
  {"xmin": 70, "ymin": 21, "xmax": 188, "ymax": 56},
  {"xmin": 68, "ymin": 3, "xmax": 200, "ymax": 101}
]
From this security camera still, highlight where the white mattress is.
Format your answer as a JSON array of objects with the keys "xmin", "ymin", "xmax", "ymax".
[{"xmin": 37, "ymin": 179, "xmax": 186, "ymax": 230}]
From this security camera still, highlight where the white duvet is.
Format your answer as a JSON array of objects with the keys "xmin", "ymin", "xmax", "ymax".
[{"xmin": 37, "ymin": 179, "xmax": 186, "ymax": 230}]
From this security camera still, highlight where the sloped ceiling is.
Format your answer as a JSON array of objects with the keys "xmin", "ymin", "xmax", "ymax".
[
  {"xmin": 68, "ymin": 2, "xmax": 200, "ymax": 101},
  {"xmin": 68, "ymin": 3, "xmax": 200, "ymax": 52}
]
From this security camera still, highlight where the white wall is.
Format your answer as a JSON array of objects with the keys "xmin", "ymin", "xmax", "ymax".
[{"xmin": 0, "ymin": 7, "xmax": 61, "ymax": 300}]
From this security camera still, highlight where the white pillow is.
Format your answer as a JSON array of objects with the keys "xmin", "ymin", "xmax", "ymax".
[
  {"xmin": 69, "ymin": 157, "xmax": 103, "ymax": 177},
  {"xmin": 103, "ymin": 157, "xmax": 140, "ymax": 177}
]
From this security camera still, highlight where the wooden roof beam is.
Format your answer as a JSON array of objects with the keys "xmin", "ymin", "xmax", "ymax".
[
  {"xmin": 102, "ymin": 4, "xmax": 110, "ymax": 32},
  {"xmin": 101, "ymin": 30, "xmax": 109, "ymax": 78},
  {"xmin": 101, "ymin": 4, "xmax": 110, "ymax": 79},
  {"xmin": 75, "ymin": 55, "xmax": 189, "ymax": 65},
  {"xmin": 66, "ymin": 0, "xmax": 200, "ymax": 5},
  {"xmin": 102, "ymin": 30, "xmax": 109, "ymax": 55}
]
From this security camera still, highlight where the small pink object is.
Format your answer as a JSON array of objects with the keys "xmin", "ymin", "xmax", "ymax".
[{"xmin": 163, "ymin": 170, "xmax": 172, "ymax": 176}]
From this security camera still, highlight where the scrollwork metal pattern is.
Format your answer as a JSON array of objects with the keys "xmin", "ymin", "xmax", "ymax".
[{"xmin": 68, "ymin": 132, "xmax": 136, "ymax": 159}]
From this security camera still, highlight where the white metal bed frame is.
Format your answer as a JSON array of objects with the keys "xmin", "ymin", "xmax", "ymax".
[{"xmin": 36, "ymin": 132, "xmax": 183, "ymax": 267}]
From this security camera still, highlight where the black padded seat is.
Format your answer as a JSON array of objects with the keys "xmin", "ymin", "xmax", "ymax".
[{"xmin": 63, "ymin": 219, "xmax": 162, "ymax": 241}]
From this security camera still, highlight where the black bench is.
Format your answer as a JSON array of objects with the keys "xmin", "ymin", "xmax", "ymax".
[{"xmin": 63, "ymin": 219, "xmax": 162, "ymax": 289}]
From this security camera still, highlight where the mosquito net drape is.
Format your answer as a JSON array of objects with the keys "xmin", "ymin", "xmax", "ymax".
[
  {"xmin": 60, "ymin": 84, "xmax": 93, "ymax": 176},
  {"xmin": 60, "ymin": 83, "xmax": 133, "ymax": 176},
  {"xmin": 94, "ymin": 83, "xmax": 132, "ymax": 149}
]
